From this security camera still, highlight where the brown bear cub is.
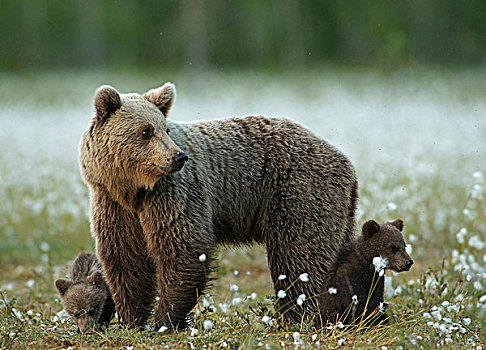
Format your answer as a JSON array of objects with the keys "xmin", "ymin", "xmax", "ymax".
[
  {"xmin": 55, "ymin": 252, "xmax": 115, "ymax": 333},
  {"xmin": 317, "ymin": 219, "xmax": 413, "ymax": 328}
]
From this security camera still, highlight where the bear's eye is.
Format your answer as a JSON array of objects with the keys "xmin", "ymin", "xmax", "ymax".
[
  {"xmin": 391, "ymin": 245, "xmax": 399, "ymax": 254},
  {"xmin": 141, "ymin": 128, "xmax": 154, "ymax": 140},
  {"xmin": 88, "ymin": 307, "xmax": 96, "ymax": 316}
]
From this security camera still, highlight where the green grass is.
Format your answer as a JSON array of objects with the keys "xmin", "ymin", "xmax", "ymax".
[
  {"xmin": 2, "ymin": 165, "xmax": 484, "ymax": 349},
  {"xmin": 1, "ymin": 69, "xmax": 485, "ymax": 349}
]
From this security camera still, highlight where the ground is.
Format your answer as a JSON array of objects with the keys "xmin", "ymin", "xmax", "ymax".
[{"xmin": 0, "ymin": 67, "xmax": 485, "ymax": 349}]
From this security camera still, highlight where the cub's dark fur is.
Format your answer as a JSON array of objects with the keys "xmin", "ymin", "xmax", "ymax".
[
  {"xmin": 55, "ymin": 252, "xmax": 115, "ymax": 333},
  {"xmin": 317, "ymin": 219, "xmax": 413, "ymax": 328}
]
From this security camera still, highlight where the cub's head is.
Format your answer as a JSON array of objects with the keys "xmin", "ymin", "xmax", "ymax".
[
  {"xmin": 80, "ymin": 82, "xmax": 188, "ymax": 195},
  {"xmin": 359, "ymin": 219, "xmax": 414, "ymax": 273},
  {"xmin": 55, "ymin": 271, "xmax": 107, "ymax": 333}
]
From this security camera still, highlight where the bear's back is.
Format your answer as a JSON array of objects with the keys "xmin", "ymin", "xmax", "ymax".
[{"xmin": 164, "ymin": 116, "xmax": 356, "ymax": 251}]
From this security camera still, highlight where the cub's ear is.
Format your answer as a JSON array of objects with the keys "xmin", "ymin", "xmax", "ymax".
[
  {"xmin": 55, "ymin": 279, "xmax": 73, "ymax": 297},
  {"xmin": 144, "ymin": 82, "xmax": 176, "ymax": 117},
  {"xmin": 389, "ymin": 219, "xmax": 404, "ymax": 231},
  {"xmin": 94, "ymin": 85, "xmax": 122, "ymax": 124},
  {"xmin": 362, "ymin": 220, "xmax": 380, "ymax": 238},
  {"xmin": 87, "ymin": 271, "xmax": 104, "ymax": 287}
]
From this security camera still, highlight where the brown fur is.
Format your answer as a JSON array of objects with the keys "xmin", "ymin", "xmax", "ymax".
[
  {"xmin": 79, "ymin": 82, "xmax": 358, "ymax": 330},
  {"xmin": 55, "ymin": 252, "xmax": 116, "ymax": 333},
  {"xmin": 317, "ymin": 219, "xmax": 413, "ymax": 328}
]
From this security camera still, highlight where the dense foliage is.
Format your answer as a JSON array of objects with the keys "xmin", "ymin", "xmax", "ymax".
[{"xmin": 1, "ymin": 0, "xmax": 485, "ymax": 71}]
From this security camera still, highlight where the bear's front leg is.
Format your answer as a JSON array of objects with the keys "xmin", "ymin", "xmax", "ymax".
[
  {"xmin": 91, "ymin": 188, "xmax": 157, "ymax": 328},
  {"xmin": 139, "ymin": 207, "xmax": 215, "ymax": 331},
  {"xmin": 154, "ymin": 254, "xmax": 212, "ymax": 330}
]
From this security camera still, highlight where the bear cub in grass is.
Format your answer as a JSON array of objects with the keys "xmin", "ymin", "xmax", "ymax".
[
  {"xmin": 317, "ymin": 219, "xmax": 413, "ymax": 328},
  {"xmin": 55, "ymin": 252, "xmax": 115, "ymax": 333}
]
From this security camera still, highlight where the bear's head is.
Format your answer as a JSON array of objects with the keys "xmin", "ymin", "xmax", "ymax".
[
  {"xmin": 80, "ymin": 82, "xmax": 188, "ymax": 205},
  {"xmin": 55, "ymin": 271, "xmax": 108, "ymax": 333},
  {"xmin": 358, "ymin": 219, "xmax": 413, "ymax": 273}
]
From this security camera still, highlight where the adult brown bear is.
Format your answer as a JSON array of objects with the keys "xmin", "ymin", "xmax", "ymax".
[{"xmin": 79, "ymin": 82, "xmax": 358, "ymax": 330}]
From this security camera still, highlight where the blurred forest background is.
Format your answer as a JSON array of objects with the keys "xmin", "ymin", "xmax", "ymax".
[{"xmin": 1, "ymin": 0, "xmax": 485, "ymax": 72}]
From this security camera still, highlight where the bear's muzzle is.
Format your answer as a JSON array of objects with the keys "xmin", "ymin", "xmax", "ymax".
[{"xmin": 173, "ymin": 152, "xmax": 189, "ymax": 171}]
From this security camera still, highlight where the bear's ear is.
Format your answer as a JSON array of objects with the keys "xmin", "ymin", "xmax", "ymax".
[
  {"xmin": 362, "ymin": 220, "xmax": 380, "ymax": 238},
  {"xmin": 389, "ymin": 219, "xmax": 404, "ymax": 231},
  {"xmin": 55, "ymin": 279, "xmax": 73, "ymax": 297},
  {"xmin": 144, "ymin": 82, "xmax": 176, "ymax": 117},
  {"xmin": 94, "ymin": 85, "xmax": 122, "ymax": 124},
  {"xmin": 87, "ymin": 271, "xmax": 104, "ymax": 287}
]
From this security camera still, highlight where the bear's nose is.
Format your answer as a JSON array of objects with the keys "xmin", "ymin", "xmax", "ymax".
[
  {"xmin": 174, "ymin": 152, "xmax": 189, "ymax": 170},
  {"xmin": 405, "ymin": 259, "xmax": 414, "ymax": 270}
]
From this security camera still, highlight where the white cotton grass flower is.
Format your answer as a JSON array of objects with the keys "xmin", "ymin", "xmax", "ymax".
[
  {"xmin": 230, "ymin": 284, "xmax": 239, "ymax": 292},
  {"xmin": 408, "ymin": 234, "xmax": 418, "ymax": 243},
  {"xmin": 12, "ymin": 308, "xmax": 23, "ymax": 321},
  {"xmin": 277, "ymin": 290, "xmax": 287, "ymax": 299},
  {"xmin": 471, "ymin": 184, "xmax": 483, "ymax": 199},
  {"xmin": 468, "ymin": 236, "xmax": 485, "ymax": 250},
  {"xmin": 378, "ymin": 302, "xmax": 386, "ymax": 313},
  {"xmin": 198, "ymin": 253, "xmax": 207, "ymax": 262},
  {"xmin": 463, "ymin": 317, "xmax": 471, "ymax": 326},
  {"xmin": 352, "ymin": 295, "xmax": 358, "ymax": 305},
  {"xmin": 293, "ymin": 332, "xmax": 302, "ymax": 345},
  {"xmin": 245, "ymin": 292, "xmax": 257, "ymax": 300},
  {"xmin": 203, "ymin": 319, "xmax": 213, "ymax": 330},
  {"xmin": 456, "ymin": 228, "xmax": 467, "ymax": 244},
  {"xmin": 386, "ymin": 202, "xmax": 397, "ymax": 211},
  {"xmin": 394, "ymin": 285, "xmax": 403, "ymax": 295},
  {"xmin": 231, "ymin": 297, "xmax": 243, "ymax": 305},
  {"xmin": 431, "ymin": 310, "xmax": 442, "ymax": 321},
  {"xmin": 296, "ymin": 294, "xmax": 306, "ymax": 305},
  {"xmin": 372, "ymin": 256, "xmax": 388, "ymax": 276},
  {"xmin": 51, "ymin": 309, "xmax": 69, "ymax": 323},
  {"xmin": 201, "ymin": 298, "xmax": 211, "ymax": 308},
  {"xmin": 328, "ymin": 287, "xmax": 337, "ymax": 295},
  {"xmin": 278, "ymin": 274, "xmax": 287, "ymax": 280},
  {"xmin": 261, "ymin": 315, "xmax": 271, "ymax": 324},
  {"xmin": 26, "ymin": 279, "xmax": 35, "ymax": 288},
  {"xmin": 405, "ymin": 244, "xmax": 413, "ymax": 255},
  {"xmin": 40, "ymin": 242, "xmax": 50, "ymax": 252},
  {"xmin": 473, "ymin": 171, "xmax": 484, "ymax": 183},
  {"xmin": 158, "ymin": 326, "xmax": 168, "ymax": 333},
  {"xmin": 218, "ymin": 303, "xmax": 229, "ymax": 313},
  {"xmin": 299, "ymin": 273, "xmax": 309, "ymax": 282}
]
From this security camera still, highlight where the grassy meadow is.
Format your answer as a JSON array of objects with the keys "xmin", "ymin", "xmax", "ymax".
[{"xmin": 0, "ymin": 68, "xmax": 485, "ymax": 349}]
